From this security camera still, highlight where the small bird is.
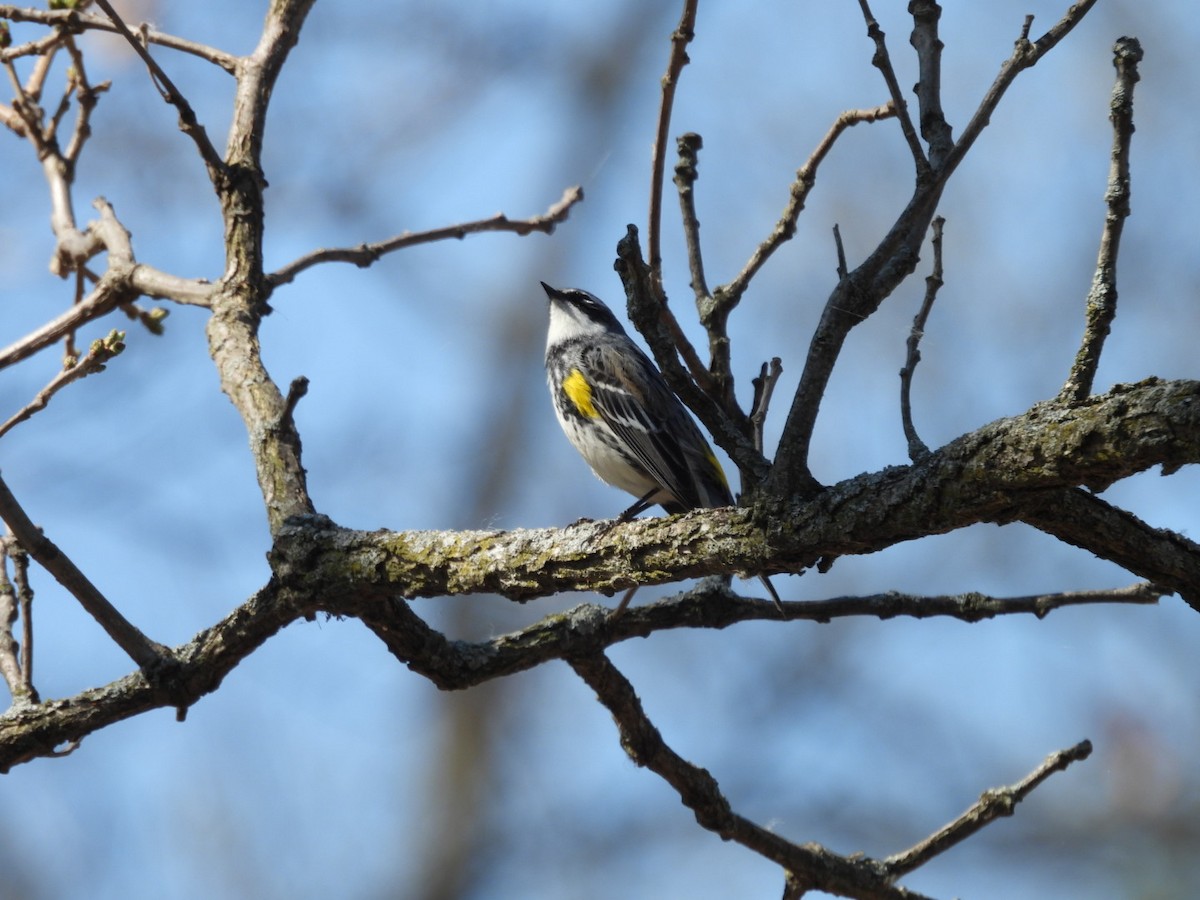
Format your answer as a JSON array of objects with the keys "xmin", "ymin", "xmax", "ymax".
[{"xmin": 541, "ymin": 282, "xmax": 783, "ymax": 616}]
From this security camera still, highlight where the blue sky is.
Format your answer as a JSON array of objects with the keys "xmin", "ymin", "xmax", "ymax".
[{"xmin": 2, "ymin": 2, "xmax": 1199, "ymax": 898}]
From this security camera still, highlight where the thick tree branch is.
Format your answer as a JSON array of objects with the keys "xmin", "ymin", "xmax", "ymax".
[
  {"xmin": 206, "ymin": 0, "xmax": 318, "ymax": 534},
  {"xmin": 256, "ymin": 379, "xmax": 1200, "ymax": 609}
]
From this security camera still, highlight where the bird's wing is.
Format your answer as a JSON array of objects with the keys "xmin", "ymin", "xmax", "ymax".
[{"xmin": 586, "ymin": 343, "xmax": 725, "ymax": 509}]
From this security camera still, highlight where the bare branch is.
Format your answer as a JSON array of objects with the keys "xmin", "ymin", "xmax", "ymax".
[
  {"xmin": 673, "ymin": 132, "xmax": 709, "ymax": 303},
  {"xmin": 0, "ymin": 329, "xmax": 125, "ymax": 440},
  {"xmin": 60, "ymin": 35, "xmax": 109, "ymax": 166},
  {"xmin": 899, "ymin": 216, "xmax": 945, "ymax": 460},
  {"xmin": 832, "ymin": 222, "xmax": 848, "ymax": 278},
  {"xmin": 91, "ymin": 0, "xmax": 226, "ymax": 180},
  {"xmin": 749, "ymin": 357, "xmax": 783, "ymax": 455},
  {"xmin": 0, "ymin": 473, "xmax": 172, "ymax": 671},
  {"xmin": 0, "ymin": 537, "xmax": 33, "ymax": 704},
  {"xmin": 569, "ymin": 652, "xmax": 933, "ymax": 899},
  {"xmin": 0, "ymin": 5, "xmax": 239, "ymax": 71},
  {"xmin": 907, "ymin": 0, "xmax": 954, "ymax": 167},
  {"xmin": 856, "ymin": 0, "xmax": 928, "ymax": 175},
  {"xmin": 265, "ymin": 186, "xmax": 585, "ymax": 290},
  {"xmin": 720, "ymin": 103, "xmax": 895, "ymax": 309},
  {"xmin": 647, "ymin": 0, "xmax": 698, "ymax": 285},
  {"xmin": 1020, "ymin": 487, "xmax": 1200, "ymax": 613},
  {"xmin": 1058, "ymin": 36, "xmax": 1142, "ymax": 404},
  {"xmin": 886, "ymin": 740, "xmax": 1093, "ymax": 878},
  {"xmin": 769, "ymin": 0, "xmax": 1099, "ymax": 498},
  {"xmin": 371, "ymin": 579, "xmax": 1162, "ymax": 689}
]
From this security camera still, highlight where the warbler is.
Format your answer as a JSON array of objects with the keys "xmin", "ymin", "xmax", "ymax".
[{"xmin": 541, "ymin": 282, "xmax": 783, "ymax": 615}]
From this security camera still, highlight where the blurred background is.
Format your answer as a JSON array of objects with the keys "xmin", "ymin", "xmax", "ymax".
[{"xmin": 1, "ymin": 1, "xmax": 1199, "ymax": 897}]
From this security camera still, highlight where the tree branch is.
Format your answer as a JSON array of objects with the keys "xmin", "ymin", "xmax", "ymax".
[
  {"xmin": 1058, "ymin": 36, "xmax": 1142, "ymax": 404},
  {"xmin": 856, "ymin": 0, "xmax": 928, "ymax": 175},
  {"xmin": 885, "ymin": 739, "xmax": 1093, "ymax": 878},
  {"xmin": 205, "ymin": 0, "xmax": 318, "ymax": 534},
  {"xmin": 647, "ymin": 0, "xmax": 698, "ymax": 285},
  {"xmin": 569, "ymin": 652, "xmax": 934, "ymax": 899},
  {"xmin": 92, "ymin": 0, "xmax": 226, "ymax": 181},
  {"xmin": 0, "ymin": 474, "xmax": 172, "ymax": 672},
  {"xmin": 0, "ymin": 5, "xmax": 239, "ymax": 72},
  {"xmin": 0, "ymin": 329, "xmax": 125, "ymax": 440},
  {"xmin": 719, "ymin": 102, "xmax": 895, "ymax": 311},
  {"xmin": 769, "ymin": 0, "xmax": 1099, "ymax": 497},
  {"xmin": 265, "ymin": 186, "xmax": 584, "ymax": 290},
  {"xmin": 899, "ymin": 216, "xmax": 945, "ymax": 460}
]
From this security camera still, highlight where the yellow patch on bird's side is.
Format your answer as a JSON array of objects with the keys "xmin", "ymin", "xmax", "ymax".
[
  {"xmin": 563, "ymin": 368, "xmax": 599, "ymax": 418},
  {"xmin": 706, "ymin": 451, "xmax": 729, "ymax": 489}
]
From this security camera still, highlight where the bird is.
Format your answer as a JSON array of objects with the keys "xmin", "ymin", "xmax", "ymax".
[{"xmin": 541, "ymin": 281, "xmax": 783, "ymax": 616}]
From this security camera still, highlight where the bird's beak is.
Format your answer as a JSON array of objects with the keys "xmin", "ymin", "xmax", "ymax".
[{"xmin": 540, "ymin": 282, "xmax": 561, "ymax": 302}]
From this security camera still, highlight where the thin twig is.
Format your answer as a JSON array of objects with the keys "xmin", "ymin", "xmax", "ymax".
[
  {"xmin": 857, "ymin": 0, "xmax": 929, "ymax": 175},
  {"xmin": 832, "ymin": 223, "xmax": 848, "ymax": 278},
  {"xmin": 671, "ymin": 132, "xmax": 739, "ymax": 415},
  {"xmin": 721, "ymin": 103, "xmax": 895, "ymax": 307},
  {"xmin": 673, "ymin": 132, "xmax": 709, "ymax": 303},
  {"xmin": 280, "ymin": 376, "xmax": 309, "ymax": 431},
  {"xmin": 0, "ymin": 5, "xmax": 239, "ymax": 71},
  {"xmin": 0, "ymin": 472, "xmax": 171, "ymax": 671},
  {"xmin": 0, "ymin": 538, "xmax": 26, "ymax": 703},
  {"xmin": 1058, "ymin": 37, "xmax": 1142, "ymax": 404},
  {"xmin": 647, "ymin": 0, "xmax": 698, "ymax": 285},
  {"xmin": 899, "ymin": 216, "xmax": 945, "ymax": 460},
  {"xmin": 0, "ymin": 329, "xmax": 125, "ymax": 440},
  {"xmin": 885, "ymin": 739, "xmax": 1093, "ymax": 878},
  {"xmin": 370, "ymin": 577, "xmax": 1163, "ymax": 690},
  {"xmin": 91, "ymin": 0, "xmax": 226, "ymax": 180},
  {"xmin": 10, "ymin": 535, "xmax": 33, "ymax": 700},
  {"xmin": 749, "ymin": 358, "xmax": 783, "ymax": 455},
  {"xmin": 266, "ymin": 186, "xmax": 584, "ymax": 289},
  {"xmin": 61, "ymin": 35, "xmax": 109, "ymax": 166}
]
